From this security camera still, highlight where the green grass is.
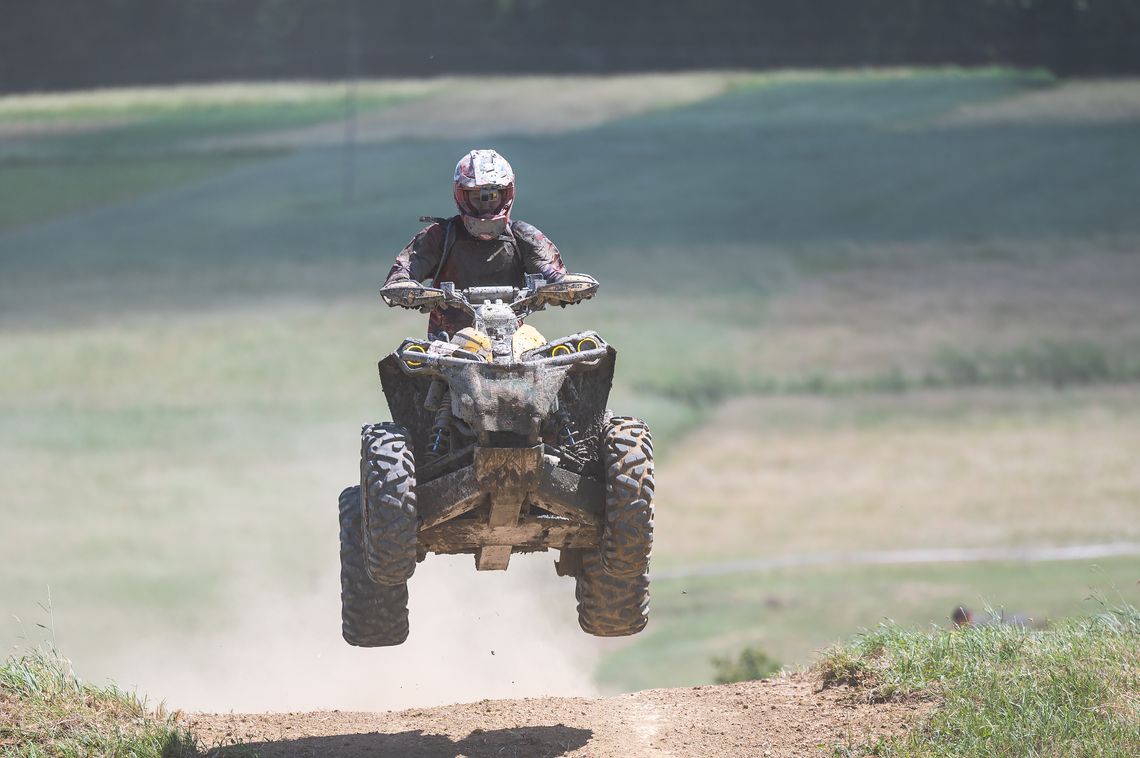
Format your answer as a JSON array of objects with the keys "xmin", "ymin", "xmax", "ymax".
[
  {"xmin": 927, "ymin": 340, "xmax": 1140, "ymax": 389},
  {"xmin": 7, "ymin": 69, "xmax": 1140, "ymax": 300},
  {"xmin": 820, "ymin": 605, "xmax": 1140, "ymax": 757},
  {"xmin": 19, "ymin": 92, "xmax": 405, "ymax": 156},
  {"xmin": 0, "ymin": 155, "xmax": 265, "ymax": 232},
  {"xmin": 0, "ymin": 648, "xmax": 193, "ymax": 757},
  {"xmin": 595, "ymin": 558, "xmax": 1140, "ymax": 693},
  {"xmin": 643, "ymin": 338, "xmax": 1140, "ymax": 403},
  {"xmin": 0, "ymin": 88, "xmax": 413, "ymax": 232}
]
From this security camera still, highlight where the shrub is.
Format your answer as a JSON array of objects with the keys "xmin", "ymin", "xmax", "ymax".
[{"xmin": 711, "ymin": 645, "xmax": 782, "ymax": 684}]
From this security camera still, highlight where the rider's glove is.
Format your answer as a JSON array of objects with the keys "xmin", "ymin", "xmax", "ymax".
[{"xmin": 379, "ymin": 280, "xmax": 425, "ymax": 308}]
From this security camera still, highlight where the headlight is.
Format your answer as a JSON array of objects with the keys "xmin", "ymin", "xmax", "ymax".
[{"xmin": 403, "ymin": 343, "xmax": 427, "ymax": 368}]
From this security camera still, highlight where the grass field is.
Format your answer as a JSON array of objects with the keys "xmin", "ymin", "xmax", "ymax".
[
  {"xmin": 0, "ymin": 82, "xmax": 430, "ymax": 231},
  {"xmin": 1, "ymin": 69, "xmax": 1138, "ymax": 704},
  {"xmin": 654, "ymin": 389, "xmax": 1140, "ymax": 567},
  {"xmin": 819, "ymin": 605, "xmax": 1140, "ymax": 756}
]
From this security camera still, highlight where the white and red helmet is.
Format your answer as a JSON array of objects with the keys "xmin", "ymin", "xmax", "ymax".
[{"xmin": 454, "ymin": 149, "xmax": 515, "ymax": 240}]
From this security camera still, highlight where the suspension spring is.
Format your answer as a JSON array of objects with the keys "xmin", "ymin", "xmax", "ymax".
[{"xmin": 426, "ymin": 391, "xmax": 454, "ymax": 460}]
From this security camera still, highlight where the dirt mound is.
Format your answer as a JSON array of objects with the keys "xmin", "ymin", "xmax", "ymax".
[{"xmin": 188, "ymin": 673, "xmax": 930, "ymax": 757}]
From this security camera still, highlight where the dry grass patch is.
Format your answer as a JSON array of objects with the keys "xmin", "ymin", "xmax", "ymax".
[
  {"xmin": 199, "ymin": 72, "xmax": 760, "ymax": 148},
  {"xmin": 654, "ymin": 387, "xmax": 1140, "ymax": 565},
  {"xmin": 932, "ymin": 78, "xmax": 1140, "ymax": 127},
  {"xmin": 0, "ymin": 80, "xmax": 439, "ymax": 119}
]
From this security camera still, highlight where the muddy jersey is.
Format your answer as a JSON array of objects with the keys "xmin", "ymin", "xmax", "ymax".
[{"xmin": 384, "ymin": 215, "xmax": 567, "ymax": 336}]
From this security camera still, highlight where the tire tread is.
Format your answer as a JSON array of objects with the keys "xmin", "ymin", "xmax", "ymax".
[
  {"xmin": 361, "ymin": 423, "xmax": 419, "ymax": 585},
  {"xmin": 339, "ymin": 485, "xmax": 409, "ymax": 646}
]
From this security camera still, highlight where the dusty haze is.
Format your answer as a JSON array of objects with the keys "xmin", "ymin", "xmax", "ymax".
[{"xmin": 102, "ymin": 553, "xmax": 608, "ymax": 713}]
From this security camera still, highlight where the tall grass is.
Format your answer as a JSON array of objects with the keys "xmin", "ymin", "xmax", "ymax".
[
  {"xmin": 0, "ymin": 648, "xmax": 193, "ymax": 757},
  {"xmin": 820, "ymin": 605, "xmax": 1140, "ymax": 757}
]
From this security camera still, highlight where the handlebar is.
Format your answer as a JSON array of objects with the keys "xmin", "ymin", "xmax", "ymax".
[
  {"xmin": 380, "ymin": 273, "xmax": 598, "ymax": 314},
  {"xmin": 462, "ymin": 285, "xmax": 520, "ymax": 303},
  {"xmin": 399, "ymin": 346, "xmax": 606, "ymax": 370}
]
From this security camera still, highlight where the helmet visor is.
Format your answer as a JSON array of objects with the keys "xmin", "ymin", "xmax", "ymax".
[{"xmin": 462, "ymin": 187, "xmax": 509, "ymax": 218}]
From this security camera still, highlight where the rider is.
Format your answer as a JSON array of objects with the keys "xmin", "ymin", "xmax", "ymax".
[{"xmin": 380, "ymin": 149, "xmax": 568, "ymax": 337}]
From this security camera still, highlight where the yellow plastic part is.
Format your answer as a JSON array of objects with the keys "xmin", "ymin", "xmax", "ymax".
[
  {"xmin": 453, "ymin": 328, "xmax": 493, "ymax": 357},
  {"xmin": 513, "ymin": 324, "xmax": 547, "ymax": 360}
]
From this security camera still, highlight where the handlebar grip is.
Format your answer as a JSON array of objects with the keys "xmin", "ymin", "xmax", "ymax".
[{"xmin": 463, "ymin": 285, "xmax": 520, "ymax": 303}]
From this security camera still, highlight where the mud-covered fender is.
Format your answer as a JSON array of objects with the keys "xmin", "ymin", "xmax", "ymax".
[{"xmin": 378, "ymin": 354, "xmax": 436, "ymax": 461}]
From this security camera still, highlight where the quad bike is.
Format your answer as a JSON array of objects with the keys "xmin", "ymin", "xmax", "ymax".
[{"xmin": 338, "ymin": 274, "xmax": 654, "ymax": 646}]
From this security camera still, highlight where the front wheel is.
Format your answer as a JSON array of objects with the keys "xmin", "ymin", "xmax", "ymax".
[
  {"xmin": 339, "ymin": 485, "xmax": 409, "ymax": 647},
  {"xmin": 575, "ymin": 551, "xmax": 649, "ymax": 637},
  {"xmin": 600, "ymin": 417, "xmax": 654, "ymax": 578},
  {"xmin": 360, "ymin": 423, "xmax": 419, "ymax": 586}
]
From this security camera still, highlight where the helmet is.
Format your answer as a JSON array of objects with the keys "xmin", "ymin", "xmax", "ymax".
[{"xmin": 454, "ymin": 149, "xmax": 515, "ymax": 240}]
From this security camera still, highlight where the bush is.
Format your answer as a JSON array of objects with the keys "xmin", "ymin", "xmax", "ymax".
[{"xmin": 711, "ymin": 645, "xmax": 782, "ymax": 684}]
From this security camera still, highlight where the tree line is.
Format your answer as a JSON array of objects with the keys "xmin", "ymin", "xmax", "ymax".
[{"xmin": 2, "ymin": 0, "xmax": 1137, "ymax": 93}]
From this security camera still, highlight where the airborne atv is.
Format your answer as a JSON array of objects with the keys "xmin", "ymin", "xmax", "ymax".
[{"xmin": 338, "ymin": 274, "xmax": 654, "ymax": 646}]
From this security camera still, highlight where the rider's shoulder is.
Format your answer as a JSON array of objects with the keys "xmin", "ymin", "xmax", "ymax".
[
  {"xmin": 509, "ymin": 219, "xmax": 551, "ymax": 244},
  {"xmin": 414, "ymin": 215, "xmax": 459, "ymax": 238}
]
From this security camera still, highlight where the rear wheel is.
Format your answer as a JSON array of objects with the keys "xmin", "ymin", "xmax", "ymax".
[
  {"xmin": 600, "ymin": 417, "xmax": 654, "ymax": 578},
  {"xmin": 339, "ymin": 485, "xmax": 409, "ymax": 647},
  {"xmin": 575, "ymin": 551, "xmax": 649, "ymax": 637},
  {"xmin": 360, "ymin": 423, "xmax": 419, "ymax": 586}
]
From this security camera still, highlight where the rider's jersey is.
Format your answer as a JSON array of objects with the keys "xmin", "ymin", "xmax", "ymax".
[{"xmin": 384, "ymin": 215, "xmax": 567, "ymax": 336}]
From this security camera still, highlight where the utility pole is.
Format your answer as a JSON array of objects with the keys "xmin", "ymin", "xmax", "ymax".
[{"xmin": 343, "ymin": 0, "xmax": 360, "ymax": 205}]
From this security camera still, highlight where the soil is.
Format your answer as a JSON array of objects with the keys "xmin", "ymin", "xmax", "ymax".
[{"xmin": 187, "ymin": 673, "xmax": 931, "ymax": 757}]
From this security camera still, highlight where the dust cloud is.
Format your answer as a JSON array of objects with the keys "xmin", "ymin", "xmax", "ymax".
[{"xmin": 106, "ymin": 553, "xmax": 607, "ymax": 713}]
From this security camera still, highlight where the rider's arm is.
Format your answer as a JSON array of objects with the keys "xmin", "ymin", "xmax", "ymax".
[
  {"xmin": 512, "ymin": 221, "xmax": 567, "ymax": 283},
  {"xmin": 383, "ymin": 223, "xmax": 446, "ymax": 286}
]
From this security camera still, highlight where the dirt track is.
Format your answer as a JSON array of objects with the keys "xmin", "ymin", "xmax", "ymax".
[{"xmin": 188, "ymin": 673, "xmax": 930, "ymax": 757}]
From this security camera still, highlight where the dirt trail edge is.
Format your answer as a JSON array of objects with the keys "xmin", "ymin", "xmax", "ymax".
[{"xmin": 188, "ymin": 673, "xmax": 931, "ymax": 757}]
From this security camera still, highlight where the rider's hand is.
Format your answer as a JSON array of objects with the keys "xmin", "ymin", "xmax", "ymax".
[
  {"xmin": 382, "ymin": 280, "xmax": 422, "ymax": 292},
  {"xmin": 378, "ymin": 279, "xmax": 424, "ymax": 303},
  {"xmin": 540, "ymin": 273, "xmax": 599, "ymax": 307},
  {"xmin": 380, "ymin": 280, "xmax": 425, "ymax": 307}
]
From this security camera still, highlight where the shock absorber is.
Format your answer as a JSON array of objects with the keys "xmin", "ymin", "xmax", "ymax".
[
  {"xmin": 426, "ymin": 390, "xmax": 454, "ymax": 462},
  {"xmin": 555, "ymin": 407, "xmax": 578, "ymax": 449},
  {"xmin": 552, "ymin": 382, "xmax": 589, "ymax": 460}
]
